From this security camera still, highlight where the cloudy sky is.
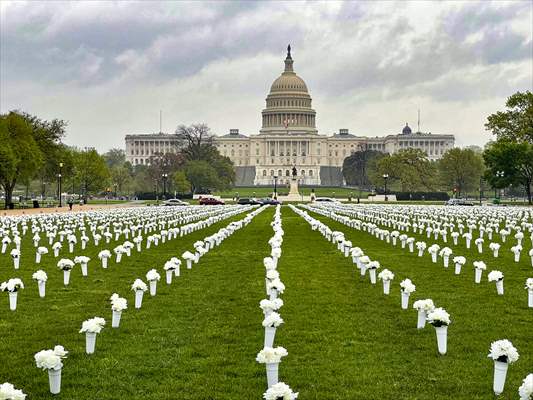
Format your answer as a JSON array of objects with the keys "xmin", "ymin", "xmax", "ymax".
[{"xmin": 1, "ymin": 0, "xmax": 531, "ymax": 152}]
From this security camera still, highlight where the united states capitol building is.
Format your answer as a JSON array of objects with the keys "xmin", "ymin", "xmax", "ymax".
[{"xmin": 126, "ymin": 46, "xmax": 454, "ymax": 186}]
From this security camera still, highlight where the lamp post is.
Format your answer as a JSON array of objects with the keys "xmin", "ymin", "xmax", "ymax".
[
  {"xmin": 479, "ymin": 176, "xmax": 484, "ymax": 206},
  {"xmin": 162, "ymin": 173, "xmax": 168, "ymax": 200},
  {"xmin": 273, "ymin": 176, "xmax": 278, "ymax": 200},
  {"xmin": 383, "ymin": 174, "xmax": 389, "ymax": 201},
  {"xmin": 495, "ymin": 170, "xmax": 504, "ymax": 200},
  {"xmin": 114, "ymin": 183, "xmax": 118, "ymax": 199},
  {"xmin": 58, "ymin": 162, "xmax": 64, "ymax": 207}
]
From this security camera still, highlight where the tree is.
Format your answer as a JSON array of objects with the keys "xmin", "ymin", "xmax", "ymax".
[
  {"xmin": 103, "ymin": 148, "xmax": 127, "ymax": 168},
  {"xmin": 369, "ymin": 149, "xmax": 436, "ymax": 192},
  {"xmin": 342, "ymin": 150, "xmax": 385, "ymax": 187},
  {"xmin": 175, "ymin": 124, "xmax": 217, "ymax": 161},
  {"xmin": 172, "ymin": 170, "xmax": 191, "ymax": 193},
  {"xmin": 485, "ymin": 91, "xmax": 533, "ymax": 144},
  {"xmin": 438, "ymin": 148, "xmax": 484, "ymax": 197},
  {"xmin": 70, "ymin": 148, "xmax": 110, "ymax": 199},
  {"xmin": 483, "ymin": 140, "xmax": 533, "ymax": 204},
  {"xmin": 184, "ymin": 161, "xmax": 219, "ymax": 193},
  {"xmin": 0, "ymin": 112, "xmax": 44, "ymax": 208}
]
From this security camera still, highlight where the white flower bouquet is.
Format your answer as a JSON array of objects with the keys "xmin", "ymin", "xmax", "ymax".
[
  {"xmin": 36, "ymin": 246, "xmax": 49, "ymax": 263},
  {"xmin": 511, "ymin": 245, "xmax": 522, "ymax": 262},
  {"xmin": 74, "ymin": 255, "xmax": 91, "ymax": 277},
  {"xmin": 413, "ymin": 298, "xmax": 435, "ymax": 329},
  {"xmin": 452, "ymin": 256, "xmax": 466, "ymax": 275},
  {"xmin": 263, "ymin": 382, "xmax": 298, "ymax": 400},
  {"xmin": 110, "ymin": 293, "xmax": 127, "ymax": 327},
  {"xmin": 131, "ymin": 279, "xmax": 148, "ymax": 308},
  {"xmin": 475, "ymin": 237, "xmax": 484, "ymax": 253},
  {"xmin": 518, "ymin": 374, "xmax": 533, "ymax": 400},
  {"xmin": 35, "ymin": 345, "xmax": 68, "ymax": 394},
  {"xmin": 488, "ymin": 339, "xmax": 520, "ymax": 395},
  {"xmin": 0, "ymin": 382, "xmax": 26, "ymax": 400},
  {"xmin": 33, "ymin": 270, "xmax": 48, "ymax": 298},
  {"xmin": 377, "ymin": 268, "xmax": 394, "ymax": 295},
  {"xmin": 182, "ymin": 251, "xmax": 196, "ymax": 269},
  {"xmin": 10, "ymin": 249, "xmax": 20, "ymax": 269},
  {"xmin": 264, "ymin": 257, "xmax": 276, "ymax": 270},
  {"xmin": 1, "ymin": 278, "xmax": 24, "ymax": 292},
  {"xmin": 473, "ymin": 261, "xmax": 486, "ymax": 284},
  {"xmin": 489, "ymin": 242, "xmax": 500, "ymax": 257},
  {"xmin": 146, "ymin": 269, "xmax": 161, "ymax": 296},
  {"xmin": 428, "ymin": 244, "xmax": 440, "ymax": 263},
  {"xmin": 113, "ymin": 245, "xmax": 125, "ymax": 262},
  {"xmin": 415, "ymin": 241, "xmax": 426, "ymax": 257},
  {"xmin": 267, "ymin": 279, "xmax": 285, "ymax": 300},
  {"xmin": 52, "ymin": 242, "xmax": 62, "ymax": 257},
  {"xmin": 80, "ymin": 317, "xmax": 106, "ymax": 354},
  {"xmin": 256, "ymin": 346, "xmax": 288, "ymax": 387},
  {"xmin": 367, "ymin": 260, "xmax": 380, "ymax": 284},
  {"xmin": 427, "ymin": 307, "xmax": 451, "ymax": 355},
  {"xmin": 262, "ymin": 311, "xmax": 284, "ymax": 328},
  {"xmin": 400, "ymin": 278, "xmax": 415, "ymax": 309},
  {"xmin": 260, "ymin": 298, "xmax": 284, "ymax": 315}
]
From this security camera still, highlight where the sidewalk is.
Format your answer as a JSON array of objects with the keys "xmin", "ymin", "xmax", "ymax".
[{"xmin": 1, "ymin": 202, "xmax": 142, "ymax": 217}]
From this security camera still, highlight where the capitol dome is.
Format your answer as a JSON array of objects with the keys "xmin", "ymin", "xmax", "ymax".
[
  {"xmin": 402, "ymin": 123, "xmax": 412, "ymax": 135},
  {"xmin": 260, "ymin": 45, "xmax": 317, "ymax": 135}
]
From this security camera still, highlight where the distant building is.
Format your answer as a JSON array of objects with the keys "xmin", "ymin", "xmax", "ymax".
[
  {"xmin": 214, "ymin": 46, "xmax": 455, "ymax": 186},
  {"xmin": 125, "ymin": 133, "xmax": 182, "ymax": 166}
]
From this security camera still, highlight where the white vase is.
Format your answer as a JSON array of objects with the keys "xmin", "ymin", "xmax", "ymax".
[
  {"xmin": 496, "ymin": 280, "xmax": 504, "ymax": 295},
  {"xmin": 85, "ymin": 332, "xmax": 97, "ymax": 354},
  {"xmin": 166, "ymin": 270, "xmax": 173, "ymax": 284},
  {"xmin": 454, "ymin": 263, "xmax": 462, "ymax": 275},
  {"xmin": 514, "ymin": 253, "xmax": 520, "ymax": 262},
  {"xmin": 186, "ymin": 260, "xmax": 192, "ymax": 269},
  {"xmin": 529, "ymin": 290, "xmax": 533, "ymax": 308},
  {"xmin": 493, "ymin": 249, "xmax": 499, "ymax": 257},
  {"xmin": 493, "ymin": 360, "xmax": 508, "ymax": 395},
  {"xmin": 265, "ymin": 362, "xmax": 279, "ymax": 388},
  {"xmin": 408, "ymin": 243, "xmax": 414, "ymax": 252},
  {"xmin": 13, "ymin": 257, "xmax": 20, "ymax": 269},
  {"xmin": 82, "ymin": 241, "xmax": 87, "ymax": 250},
  {"xmin": 38, "ymin": 280, "xmax": 46, "ymax": 298},
  {"xmin": 369, "ymin": 269, "xmax": 377, "ymax": 284},
  {"xmin": 431, "ymin": 253, "xmax": 437, "ymax": 263},
  {"xmin": 477, "ymin": 244, "xmax": 483, "ymax": 253},
  {"xmin": 54, "ymin": 249, "xmax": 60, "ymax": 257},
  {"xmin": 174, "ymin": 266, "xmax": 180, "ymax": 277},
  {"xmin": 81, "ymin": 263, "xmax": 88, "ymax": 277},
  {"xmin": 135, "ymin": 290, "xmax": 144, "ymax": 308},
  {"xmin": 63, "ymin": 270, "xmax": 71, "ymax": 285},
  {"xmin": 8, "ymin": 291, "xmax": 17, "ymax": 311},
  {"xmin": 116, "ymin": 253, "xmax": 122, "ymax": 263},
  {"xmin": 466, "ymin": 239, "xmax": 471, "ymax": 248},
  {"xmin": 383, "ymin": 280, "xmax": 390, "ymax": 295},
  {"xmin": 452, "ymin": 237, "xmax": 458, "ymax": 245},
  {"xmin": 102, "ymin": 258, "xmax": 108, "ymax": 269},
  {"xmin": 443, "ymin": 256, "xmax": 449, "ymax": 268},
  {"xmin": 112, "ymin": 310, "xmax": 122, "ymax": 328},
  {"xmin": 48, "ymin": 368, "xmax": 62, "ymax": 394},
  {"xmin": 435, "ymin": 325, "xmax": 448, "ymax": 355},
  {"xmin": 474, "ymin": 268, "xmax": 482, "ymax": 284},
  {"xmin": 360, "ymin": 264, "xmax": 367, "ymax": 276},
  {"xmin": 269, "ymin": 289, "xmax": 278, "ymax": 301},
  {"xmin": 401, "ymin": 291, "xmax": 410, "ymax": 309},
  {"xmin": 36, "ymin": 253, "xmax": 42, "ymax": 263},
  {"xmin": 264, "ymin": 326, "xmax": 276, "ymax": 347},
  {"xmin": 417, "ymin": 309, "xmax": 426, "ymax": 329},
  {"xmin": 1, "ymin": 243, "xmax": 6, "ymax": 253},
  {"xmin": 136, "ymin": 243, "xmax": 141, "ymax": 252},
  {"xmin": 418, "ymin": 249, "xmax": 424, "ymax": 257},
  {"xmin": 149, "ymin": 280, "xmax": 157, "ymax": 296}
]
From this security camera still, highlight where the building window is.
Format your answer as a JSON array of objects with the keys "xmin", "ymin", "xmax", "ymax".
[
  {"xmin": 278, "ymin": 170, "xmax": 282, "ymax": 176},
  {"xmin": 270, "ymin": 170, "xmax": 274, "ymax": 176},
  {"xmin": 256, "ymin": 159, "xmax": 260, "ymax": 164},
  {"xmin": 285, "ymin": 170, "xmax": 290, "ymax": 177},
  {"xmin": 301, "ymin": 170, "xmax": 305, "ymax": 176},
  {"xmin": 262, "ymin": 170, "xmax": 267, "ymax": 176},
  {"xmin": 309, "ymin": 170, "xmax": 313, "ymax": 176}
]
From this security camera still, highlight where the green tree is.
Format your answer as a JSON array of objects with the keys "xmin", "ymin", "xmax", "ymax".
[
  {"xmin": 103, "ymin": 148, "xmax": 127, "ymax": 168},
  {"xmin": 485, "ymin": 91, "xmax": 533, "ymax": 144},
  {"xmin": 175, "ymin": 124, "xmax": 217, "ymax": 161},
  {"xmin": 0, "ymin": 112, "xmax": 44, "ymax": 208},
  {"xmin": 438, "ymin": 148, "xmax": 484, "ymax": 197},
  {"xmin": 369, "ymin": 149, "xmax": 436, "ymax": 192},
  {"xmin": 483, "ymin": 140, "xmax": 533, "ymax": 204},
  {"xmin": 70, "ymin": 148, "xmax": 110, "ymax": 199},
  {"xmin": 172, "ymin": 170, "xmax": 191, "ymax": 193},
  {"xmin": 342, "ymin": 150, "xmax": 385, "ymax": 187},
  {"xmin": 184, "ymin": 161, "xmax": 219, "ymax": 193}
]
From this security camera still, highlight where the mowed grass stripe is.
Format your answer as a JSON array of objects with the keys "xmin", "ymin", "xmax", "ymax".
[
  {"xmin": 0, "ymin": 207, "xmax": 273, "ymax": 399},
  {"xmin": 293, "ymin": 207, "xmax": 531, "ymax": 399}
]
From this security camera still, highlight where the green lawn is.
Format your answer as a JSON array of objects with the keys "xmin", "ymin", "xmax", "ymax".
[{"xmin": 0, "ymin": 205, "xmax": 531, "ymax": 398}]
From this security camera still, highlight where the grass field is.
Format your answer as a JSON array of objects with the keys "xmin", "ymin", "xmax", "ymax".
[
  {"xmin": 215, "ymin": 186, "xmax": 370, "ymax": 199},
  {"xmin": 0, "ymin": 205, "xmax": 531, "ymax": 398}
]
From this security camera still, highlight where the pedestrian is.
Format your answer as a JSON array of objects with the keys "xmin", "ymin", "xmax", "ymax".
[{"xmin": 68, "ymin": 197, "xmax": 73, "ymax": 211}]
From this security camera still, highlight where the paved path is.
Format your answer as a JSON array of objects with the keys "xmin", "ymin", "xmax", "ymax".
[{"xmin": 0, "ymin": 201, "xmax": 143, "ymax": 216}]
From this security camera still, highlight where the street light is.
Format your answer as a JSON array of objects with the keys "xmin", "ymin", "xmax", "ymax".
[
  {"xmin": 162, "ymin": 173, "xmax": 168, "ymax": 200},
  {"xmin": 273, "ymin": 176, "xmax": 278, "ymax": 200},
  {"xmin": 58, "ymin": 162, "xmax": 64, "ymax": 207},
  {"xmin": 383, "ymin": 174, "xmax": 389, "ymax": 201}
]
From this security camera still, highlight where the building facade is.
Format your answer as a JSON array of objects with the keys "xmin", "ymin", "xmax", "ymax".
[
  {"xmin": 125, "ymin": 133, "xmax": 182, "ymax": 166},
  {"xmin": 214, "ymin": 46, "xmax": 455, "ymax": 186}
]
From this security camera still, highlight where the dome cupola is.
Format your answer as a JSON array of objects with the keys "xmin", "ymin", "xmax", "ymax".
[{"xmin": 402, "ymin": 123, "xmax": 412, "ymax": 135}]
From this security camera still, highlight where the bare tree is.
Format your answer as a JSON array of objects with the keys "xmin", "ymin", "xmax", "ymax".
[{"xmin": 175, "ymin": 124, "xmax": 216, "ymax": 161}]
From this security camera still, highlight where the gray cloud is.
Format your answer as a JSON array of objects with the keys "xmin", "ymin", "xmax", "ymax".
[{"xmin": 0, "ymin": 0, "xmax": 531, "ymax": 151}]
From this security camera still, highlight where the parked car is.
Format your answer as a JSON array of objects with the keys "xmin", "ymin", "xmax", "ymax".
[
  {"xmin": 258, "ymin": 198, "xmax": 280, "ymax": 205},
  {"xmin": 199, "ymin": 197, "xmax": 225, "ymax": 205},
  {"xmin": 237, "ymin": 198, "xmax": 262, "ymax": 205},
  {"xmin": 163, "ymin": 198, "xmax": 189, "ymax": 206},
  {"xmin": 315, "ymin": 197, "xmax": 339, "ymax": 203},
  {"xmin": 445, "ymin": 199, "xmax": 474, "ymax": 206}
]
